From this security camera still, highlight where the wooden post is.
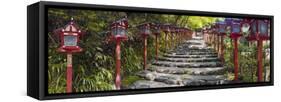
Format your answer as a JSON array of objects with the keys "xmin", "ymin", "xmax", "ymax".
[
  {"xmin": 143, "ymin": 36, "xmax": 148, "ymax": 70},
  {"xmin": 257, "ymin": 40, "xmax": 263, "ymax": 82},
  {"xmin": 66, "ymin": 53, "xmax": 73, "ymax": 93},
  {"xmin": 155, "ymin": 34, "xmax": 158, "ymax": 62},
  {"xmin": 213, "ymin": 34, "xmax": 216, "ymax": 50},
  {"xmin": 220, "ymin": 35, "xmax": 225, "ymax": 64},
  {"xmin": 171, "ymin": 33, "xmax": 174, "ymax": 49},
  {"xmin": 206, "ymin": 33, "xmax": 208, "ymax": 44},
  {"xmin": 234, "ymin": 38, "xmax": 239, "ymax": 81},
  {"xmin": 115, "ymin": 38, "xmax": 121, "ymax": 89},
  {"xmin": 165, "ymin": 33, "xmax": 168, "ymax": 52},
  {"xmin": 217, "ymin": 34, "xmax": 220, "ymax": 56}
]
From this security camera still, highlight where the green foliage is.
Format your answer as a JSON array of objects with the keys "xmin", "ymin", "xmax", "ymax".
[
  {"xmin": 187, "ymin": 16, "xmax": 217, "ymax": 30},
  {"xmin": 122, "ymin": 76, "xmax": 143, "ymax": 88},
  {"xmin": 223, "ymin": 35, "xmax": 270, "ymax": 82}
]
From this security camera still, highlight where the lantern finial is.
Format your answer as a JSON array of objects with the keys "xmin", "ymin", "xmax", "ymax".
[{"xmin": 70, "ymin": 17, "xmax": 74, "ymax": 24}]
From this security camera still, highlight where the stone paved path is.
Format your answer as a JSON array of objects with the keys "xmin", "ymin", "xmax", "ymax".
[{"xmin": 129, "ymin": 34, "xmax": 229, "ymax": 89}]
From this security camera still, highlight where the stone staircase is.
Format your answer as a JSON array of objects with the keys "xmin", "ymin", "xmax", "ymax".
[{"xmin": 129, "ymin": 35, "xmax": 229, "ymax": 89}]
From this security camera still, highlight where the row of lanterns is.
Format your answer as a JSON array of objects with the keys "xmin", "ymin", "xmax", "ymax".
[
  {"xmin": 203, "ymin": 18, "xmax": 270, "ymax": 82},
  {"xmin": 110, "ymin": 19, "xmax": 192, "ymax": 89},
  {"xmin": 55, "ymin": 17, "xmax": 192, "ymax": 91},
  {"xmin": 55, "ymin": 17, "xmax": 269, "ymax": 92}
]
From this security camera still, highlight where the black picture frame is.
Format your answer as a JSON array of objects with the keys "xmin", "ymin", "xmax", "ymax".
[{"xmin": 27, "ymin": 1, "xmax": 274, "ymax": 100}]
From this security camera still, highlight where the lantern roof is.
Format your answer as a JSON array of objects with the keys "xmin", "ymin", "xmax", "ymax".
[
  {"xmin": 232, "ymin": 18, "xmax": 242, "ymax": 23},
  {"xmin": 111, "ymin": 18, "xmax": 128, "ymax": 29},
  {"xmin": 161, "ymin": 24, "xmax": 171, "ymax": 32},
  {"xmin": 169, "ymin": 25, "xmax": 177, "ymax": 33},
  {"xmin": 151, "ymin": 23, "xmax": 161, "ymax": 28},
  {"xmin": 225, "ymin": 18, "xmax": 233, "ymax": 26},
  {"xmin": 137, "ymin": 22, "xmax": 153, "ymax": 28},
  {"xmin": 62, "ymin": 18, "xmax": 81, "ymax": 33},
  {"xmin": 241, "ymin": 18, "xmax": 252, "ymax": 23}
]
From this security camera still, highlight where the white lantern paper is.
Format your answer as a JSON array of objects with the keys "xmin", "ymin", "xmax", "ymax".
[{"xmin": 64, "ymin": 35, "xmax": 77, "ymax": 46}]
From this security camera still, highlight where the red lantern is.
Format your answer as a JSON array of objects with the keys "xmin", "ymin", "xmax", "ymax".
[
  {"xmin": 56, "ymin": 18, "xmax": 84, "ymax": 93},
  {"xmin": 152, "ymin": 23, "xmax": 161, "ymax": 62},
  {"xmin": 110, "ymin": 18, "xmax": 128, "ymax": 40},
  {"xmin": 110, "ymin": 18, "xmax": 128, "ymax": 90},
  {"xmin": 217, "ymin": 21, "xmax": 227, "ymax": 35},
  {"xmin": 162, "ymin": 24, "xmax": 171, "ymax": 33},
  {"xmin": 152, "ymin": 23, "xmax": 161, "ymax": 35},
  {"xmin": 169, "ymin": 26, "xmax": 176, "ymax": 49},
  {"xmin": 246, "ymin": 19, "xmax": 270, "ymax": 82},
  {"xmin": 57, "ymin": 18, "xmax": 83, "ymax": 53},
  {"xmin": 258, "ymin": 20, "xmax": 270, "ymax": 40},
  {"xmin": 246, "ymin": 19, "xmax": 270, "ymax": 41},
  {"xmin": 230, "ymin": 18, "xmax": 242, "ymax": 38},
  {"xmin": 138, "ymin": 23, "xmax": 152, "ymax": 36},
  {"xmin": 138, "ymin": 23, "xmax": 152, "ymax": 70},
  {"xmin": 226, "ymin": 18, "xmax": 243, "ymax": 81},
  {"xmin": 162, "ymin": 24, "xmax": 171, "ymax": 51}
]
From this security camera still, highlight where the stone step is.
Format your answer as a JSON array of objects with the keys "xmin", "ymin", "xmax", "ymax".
[
  {"xmin": 136, "ymin": 70, "xmax": 227, "ymax": 85},
  {"xmin": 183, "ymin": 78, "xmax": 229, "ymax": 86},
  {"xmin": 169, "ymin": 51, "xmax": 216, "ymax": 54},
  {"xmin": 187, "ymin": 45, "xmax": 206, "ymax": 49},
  {"xmin": 157, "ymin": 57, "xmax": 220, "ymax": 62},
  {"xmin": 163, "ymin": 54, "xmax": 218, "ymax": 58},
  {"xmin": 191, "ymin": 37, "xmax": 203, "ymax": 40},
  {"xmin": 184, "ymin": 41, "xmax": 203, "ymax": 45},
  {"xmin": 152, "ymin": 61, "xmax": 223, "ymax": 68},
  {"xmin": 129, "ymin": 80, "xmax": 178, "ymax": 89},
  {"xmin": 172, "ymin": 48, "xmax": 215, "ymax": 51},
  {"xmin": 167, "ymin": 52, "xmax": 218, "ymax": 55},
  {"xmin": 149, "ymin": 66, "xmax": 226, "ymax": 75},
  {"xmin": 184, "ymin": 42, "xmax": 202, "ymax": 45},
  {"xmin": 129, "ymin": 36, "xmax": 230, "ymax": 89},
  {"xmin": 174, "ymin": 47, "xmax": 214, "ymax": 51}
]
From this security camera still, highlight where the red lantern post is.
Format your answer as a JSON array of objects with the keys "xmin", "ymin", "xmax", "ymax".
[
  {"xmin": 228, "ymin": 18, "xmax": 242, "ymax": 81},
  {"xmin": 217, "ymin": 21, "xmax": 227, "ymax": 63},
  {"xmin": 138, "ymin": 23, "xmax": 152, "ymax": 70},
  {"xmin": 170, "ymin": 26, "xmax": 176, "ymax": 49},
  {"xmin": 205, "ymin": 26, "xmax": 210, "ymax": 44},
  {"xmin": 57, "ymin": 18, "xmax": 83, "ymax": 93},
  {"xmin": 110, "ymin": 18, "xmax": 128, "ymax": 89},
  {"xmin": 257, "ymin": 20, "xmax": 270, "ymax": 82},
  {"xmin": 211, "ymin": 26, "xmax": 216, "ymax": 50},
  {"xmin": 162, "ymin": 24, "xmax": 171, "ymax": 52},
  {"xmin": 175, "ymin": 27, "xmax": 181, "ymax": 46},
  {"xmin": 152, "ymin": 24, "xmax": 161, "ymax": 62},
  {"xmin": 202, "ymin": 27, "xmax": 207, "ymax": 43},
  {"xmin": 179, "ymin": 28, "xmax": 185, "ymax": 44},
  {"xmin": 207, "ymin": 27, "xmax": 212, "ymax": 44},
  {"xmin": 246, "ymin": 19, "xmax": 270, "ymax": 82},
  {"xmin": 216, "ymin": 27, "xmax": 220, "ymax": 54}
]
